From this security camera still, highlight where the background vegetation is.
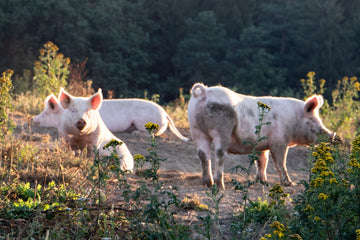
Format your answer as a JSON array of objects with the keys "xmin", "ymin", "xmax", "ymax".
[{"xmin": 1, "ymin": 0, "xmax": 360, "ymax": 101}]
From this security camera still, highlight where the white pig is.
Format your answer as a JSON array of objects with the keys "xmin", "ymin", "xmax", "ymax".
[
  {"xmin": 58, "ymin": 88, "xmax": 133, "ymax": 171},
  {"xmin": 33, "ymin": 95, "xmax": 189, "ymax": 142},
  {"xmin": 188, "ymin": 83, "xmax": 335, "ymax": 189}
]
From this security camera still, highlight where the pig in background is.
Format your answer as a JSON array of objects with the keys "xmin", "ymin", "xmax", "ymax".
[
  {"xmin": 58, "ymin": 88, "xmax": 134, "ymax": 171},
  {"xmin": 33, "ymin": 94, "xmax": 189, "ymax": 142},
  {"xmin": 188, "ymin": 83, "xmax": 336, "ymax": 189}
]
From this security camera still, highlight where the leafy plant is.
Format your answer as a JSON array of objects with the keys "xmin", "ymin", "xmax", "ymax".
[
  {"xmin": 300, "ymin": 71, "xmax": 360, "ymax": 146},
  {"xmin": 128, "ymin": 122, "xmax": 190, "ymax": 240},
  {"xmin": 290, "ymin": 139, "xmax": 360, "ymax": 240},
  {"xmin": 33, "ymin": 41, "xmax": 70, "ymax": 99},
  {"xmin": 0, "ymin": 69, "xmax": 14, "ymax": 139}
]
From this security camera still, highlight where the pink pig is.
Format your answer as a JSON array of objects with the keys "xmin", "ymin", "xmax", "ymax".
[
  {"xmin": 33, "ymin": 94, "xmax": 189, "ymax": 142},
  {"xmin": 58, "ymin": 88, "xmax": 133, "ymax": 171},
  {"xmin": 188, "ymin": 83, "xmax": 335, "ymax": 189}
]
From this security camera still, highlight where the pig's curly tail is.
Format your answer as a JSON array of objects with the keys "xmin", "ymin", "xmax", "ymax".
[{"xmin": 190, "ymin": 83, "xmax": 207, "ymax": 98}]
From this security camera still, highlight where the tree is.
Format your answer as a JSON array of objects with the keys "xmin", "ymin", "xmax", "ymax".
[{"xmin": 172, "ymin": 11, "xmax": 228, "ymax": 90}]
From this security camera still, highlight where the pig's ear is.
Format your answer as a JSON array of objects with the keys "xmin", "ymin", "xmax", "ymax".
[
  {"xmin": 304, "ymin": 95, "xmax": 323, "ymax": 113},
  {"xmin": 59, "ymin": 88, "xmax": 72, "ymax": 109},
  {"xmin": 89, "ymin": 89, "xmax": 103, "ymax": 110},
  {"xmin": 47, "ymin": 94, "xmax": 59, "ymax": 111}
]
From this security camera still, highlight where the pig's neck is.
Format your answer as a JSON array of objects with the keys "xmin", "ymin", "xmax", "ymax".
[{"xmin": 93, "ymin": 113, "xmax": 116, "ymax": 148}]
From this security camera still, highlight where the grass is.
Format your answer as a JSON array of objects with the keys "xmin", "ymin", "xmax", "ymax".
[{"xmin": 1, "ymin": 69, "xmax": 360, "ymax": 239}]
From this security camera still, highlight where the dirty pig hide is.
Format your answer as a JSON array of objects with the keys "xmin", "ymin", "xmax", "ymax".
[{"xmin": 187, "ymin": 83, "xmax": 335, "ymax": 189}]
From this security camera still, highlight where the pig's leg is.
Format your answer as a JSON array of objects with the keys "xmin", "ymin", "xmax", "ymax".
[
  {"xmin": 192, "ymin": 129, "xmax": 213, "ymax": 187},
  {"xmin": 270, "ymin": 145, "xmax": 293, "ymax": 186},
  {"xmin": 209, "ymin": 129, "xmax": 230, "ymax": 190},
  {"xmin": 256, "ymin": 150, "xmax": 270, "ymax": 182}
]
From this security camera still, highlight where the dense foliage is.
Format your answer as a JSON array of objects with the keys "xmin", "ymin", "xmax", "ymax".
[{"xmin": 1, "ymin": 0, "xmax": 360, "ymax": 101}]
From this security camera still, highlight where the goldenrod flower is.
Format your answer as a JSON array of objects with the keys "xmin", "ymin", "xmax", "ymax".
[
  {"xmin": 134, "ymin": 154, "xmax": 145, "ymax": 161},
  {"xmin": 348, "ymin": 158, "xmax": 360, "ymax": 168},
  {"xmin": 307, "ymin": 71, "xmax": 315, "ymax": 78},
  {"xmin": 304, "ymin": 204, "xmax": 314, "ymax": 212},
  {"xmin": 353, "ymin": 82, "xmax": 360, "ymax": 91},
  {"xmin": 318, "ymin": 193, "xmax": 328, "ymax": 200},
  {"xmin": 355, "ymin": 229, "xmax": 360, "ymax": 240},
  {"xmin": 329, "ymin": 178, "xmax": 338, "ymax": 184},
  {"xmin": 257, "ymin": 101, "xmax": 271, "ymax": 110},
  {"xmin": 145, "ymin": 122, "xmax": 159, "ymax": 131},
  {"xmin": 314, "ymin": 216, "xmax": 321, "ymax": 221}
]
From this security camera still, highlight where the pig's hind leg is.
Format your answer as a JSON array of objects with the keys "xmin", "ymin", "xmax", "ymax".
[{"xmin": 192, "ymin": 129, "xmax": 214, "ymax": 188}]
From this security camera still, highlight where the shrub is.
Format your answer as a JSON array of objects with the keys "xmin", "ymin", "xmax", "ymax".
[
  {"xmin": 300, "ymin": 71, "xmax": 360, "ymax": 146},
  {"xmin": 290, "ymin": 139, "xmax": 360, "ymax": 239},
  {"xmin": 0, "ymin": 69, "xmax": 14, "ymax": 139},
  {"xmin": 33, "ymin": 41, "xmax": 70, "ymax": 99}
]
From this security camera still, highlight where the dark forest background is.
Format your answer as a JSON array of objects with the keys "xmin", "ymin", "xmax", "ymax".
[{"xmin": 1, "ymin": 0, "xmax": 360, "ymax": 102}]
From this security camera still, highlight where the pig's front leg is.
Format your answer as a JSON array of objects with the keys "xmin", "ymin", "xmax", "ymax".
[
  {"xmin": 270, "ymin": 145, "xmax": 293, "ymax": 186},
  {"xmin": 256, "ymin": 150, "xmax": 270, "ymax": 182}
]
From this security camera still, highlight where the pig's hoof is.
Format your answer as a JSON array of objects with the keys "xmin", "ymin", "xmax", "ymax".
[
  {"xmin": 281, "ymin": 181, "xmax": 294, "ymax": 187},
  {"xmin": 202, "ymin": 177, "xmax": 214, "ymax": 188},
  {"xmin": 214, "ymin": 178, "xmax": 225, "ymax": 190},
  {"xmin": 256, "ymin": 175, "xmax": 267, "ymax": 183}
]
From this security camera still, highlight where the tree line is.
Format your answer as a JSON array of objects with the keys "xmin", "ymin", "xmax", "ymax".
[{"xmin": 1, "ymin": 0, "xmax": 360, "ymax": 102}]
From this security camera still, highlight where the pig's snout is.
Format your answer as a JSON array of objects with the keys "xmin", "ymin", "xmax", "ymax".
[{"xmin": 76, "ymin": 119, "xmax": 86, "ymax": 131}]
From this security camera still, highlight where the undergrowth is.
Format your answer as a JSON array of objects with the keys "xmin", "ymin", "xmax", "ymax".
[{"xmin": 1, "ymin": 67, "xmax": 360, "ymax": 239}]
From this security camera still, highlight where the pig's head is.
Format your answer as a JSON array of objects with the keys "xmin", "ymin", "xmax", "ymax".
[
  {"xmin": 59, "ymin": 88, "xmax": 103, "ymax": 135},
  {"xmin": 32, "ymin": 94, "xmax": 63, "ymax": 128},
  {"xmin": 301, "ymin": 95, "xmax": 335, "ymax": 144}
]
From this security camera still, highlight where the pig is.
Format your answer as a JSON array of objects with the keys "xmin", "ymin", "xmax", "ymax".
[
  {"xmin": 33, "ymin": 95, "xmax": 189, "ymax": 142},
  {"xmin": 58, "ymin": 88, "xmax": 134, "ymax": 171},
  {"xmin": 187, "ymin": 83, "xmax": 335, "ymax": 189},
  {"xmin": 33, "ymin": 94, "xmax": 62, "ymax": 128}
]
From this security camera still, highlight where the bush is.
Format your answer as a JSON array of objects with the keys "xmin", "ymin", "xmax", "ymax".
[
  {"xmin": 0, "ymin": 69, "xmax": 14, "ymax": 139},
  {"xmin": 33, "ymin": 41, "xmax": 70, "ymax": 99}
]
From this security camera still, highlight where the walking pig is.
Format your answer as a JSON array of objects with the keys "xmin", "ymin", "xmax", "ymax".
[{"xmin": 188, "ymin": 83, "xmax": 336, "ymax": 189}]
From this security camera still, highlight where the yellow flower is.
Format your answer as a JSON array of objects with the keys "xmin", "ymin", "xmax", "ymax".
[
  {"xmin": 314, "ymin": 216, "xmax": 321, "ymax": 221},
  {"xmin": 356, "ymin": 229, "xmax": 360, "ymax": 240},
  {"xmin": 134, "ymin": 154, "xmax": 145, "ymax": 161},
  {"xmin": 310, "ymin": 177, "xmax": 324, "ymax": 188},
  {"xmin": 329, "ymin": 178, "xmax": 338, "ymax": 184},
  {"xmin": 145, "ymin": 122, "xmax": 160, "ymax": 131},
  {"xmin": 307, "ymin": 71, "xmax": 316, "ymax": 78},
  {"xmin": 353, "ymin": 82, "xmax": 360, "ymax": 91},
  {"xmin": 257, "ymin": 101, "xmax": 271, "ymax": 110},
  {"xmin": 304, "ymin": 204, "xmax": 314, "ymax": 212},
  {"xmin": 318, "ymin": 193, "xmax": 328, "ymax": 200},
  {"xmin": 348, "ymin": 158, "xmax": 360, "ymax": 168},
  {"xmin": 320, "ymin": 170, "xmax": 334, "ymax": 177}
]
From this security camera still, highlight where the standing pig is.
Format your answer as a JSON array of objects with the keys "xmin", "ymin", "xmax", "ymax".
[
  {"xmin": 188, "ymin": 83, "xmax": 335, "ymax": 189},
  {"xmin": 33, "ymin": 95, "xmax": 189, "ymax": 142},
  {"xmin": 58, "ymin": 88, "xmax": 133, "ymax": 171}
]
